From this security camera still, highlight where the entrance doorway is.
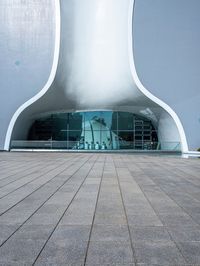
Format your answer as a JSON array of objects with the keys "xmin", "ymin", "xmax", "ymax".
[{"xmin": 25, "ymin": 111, "xmax": 158, "ymax": 150}]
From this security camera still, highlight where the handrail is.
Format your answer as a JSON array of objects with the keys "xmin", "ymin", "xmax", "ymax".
[{"xmin": 11, "ymin": 140, "xmax": 181, "ymax": 151}]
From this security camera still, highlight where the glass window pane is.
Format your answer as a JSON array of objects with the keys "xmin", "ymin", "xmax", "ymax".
[
  {"xmin": 69, "ymin": 113, "xmax": 83, "ymax": 130},
  {"xmin": 30, "ymin": 116, "xmax": 53, "ymax": 140},
  {"xmin": 135, "ymin": 141, "xmax": 143, "ymax": 150},
  {"xmin": 93, "ymin": 131, "xmax": 101, "ymax": 146},
  {"xmin": 111, "ymin": 112, "xmax": 118, "ymax": 130},
  {"xmin": 135, "ymin": 136, "xmax": 142, "ymax": 140},
  {"xmin": 135, "ymin": 131, "xmax": 142, "ymax": 135},
  {"xmin": 117, "ymin": 131, "xmax": 134, "ymax": 149},
  {"xmin": 54, "ymin": 130, "xmax": 67, "ymax": 141},
  {"xmin": 84, "ymin": 130, "xmax": 94, "ymax": 147},
  {"xmin": 52, "ymin": 114, "xmax": 68, "ymax": 140},
  {"xmin": 101, "ymin": 130, "xmax": 112, "ymax": 149},
  {"xmin": 27, "ymin": 111, "xmax": 158, "ymax": 151},
  {"xmin": 85, "ymin": 112, "xmax": 101, "ymax": 125},
  {"xmin": 118, "ymin": 131, "xmax": 134, "ymax": 141},
  {"xmin": 118, "ymin": 112, "xmax": 133, "ymax": 130},
  {"xmin": 68, "ymin": 131, "xmax": 82, "ymax": 141},
  {"xmin": 100, "ymin": 111, "xmax": 113, "ymax": 130},
  {"xmin": 111, "ymin": 131, "xmax": 119, "ymax": 150}
]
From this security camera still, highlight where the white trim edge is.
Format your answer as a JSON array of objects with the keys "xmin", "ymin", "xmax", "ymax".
[
  {"xmin": 128, "ymin": 0, "xmax": 188, "ymax": 153},
  {"xmin": 4, "ymin": 0, "xmax": 189, "ymax": 153},
  {"xmin": 4, "ymin": 0, "xmax": 61, "ymax": 151}
]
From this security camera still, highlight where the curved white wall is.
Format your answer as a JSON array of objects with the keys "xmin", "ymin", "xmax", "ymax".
[
  {"xmin": 3, "ymin": 0, "xmax": 61, "ymax": 150},
  {"xmin": 0, "ymin": 0, "xmax": 56, "ymax": 150},
  {"xmin": 4, "ymin": 0, "xmax": 188, "ymax": 152}
]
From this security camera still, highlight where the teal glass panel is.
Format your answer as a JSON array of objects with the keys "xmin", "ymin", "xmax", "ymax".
[
  {"xmin": 52, "ymin": 114, "xmax": 68, "ymax": 141},
  {"xmin": 111, "ymin": 112, "xmax": 118, "ymax": 130},
  {"xmin": 101, "ymin": 130, "xmax": 112, "ymax": 149},
  {"xmin": 29, "ymin": 116, "xmax": 52, "ymax": 140},
  {"xmin": 84, "ymin": 130, "xmax": 94, "ymax": 149},
  {"xmin": 118, "ymin": 131, "xmax": 134, "ymax": 141},
  {"xmin": 84, "ymin": 112, "xmax": 101, "ymax": 124},
  {"xmin": 27, "ymin": 111, "xmax": 159, "ymax": 151},
  {"xmin": 92, "ymin": 131, "xmax": 101, "ymax": 146},
  {"xmin": 135, "ymin": 130, "xmax": 143, "ymax": 135},
  {"xmin": 69, "ymin": 113, "xmax": 83, "ymax": 130},
  {"xmin": 55, "ymin": 130, "xmax": 67, "ymax": 141},
  {"xmin": 112, "ymin": 136, "xmax": 120, "ymax": 150},
  {"xmin": 135, "ymin": 135, "xmax": 142, "ymax": 140},
  {"xmin": 100, "ymin": 111, "xmax": 113, "ymax": 130},
  {"xmin": 68, "ymin": 131, "xmax": 82, "ymax": 141},
  {"xmin": 144, "ymin": 135, "xmax": 151, "ymax": 141},
  {"xmin": 118, "ymin": 112, "xmax": 133, "ymax": 130},
  {"xmin": 118, "ymin": 131, "xmax": 134, "ymax": 149}
]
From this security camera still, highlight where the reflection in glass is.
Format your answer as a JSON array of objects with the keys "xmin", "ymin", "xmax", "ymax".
[
  {"xmin": 69, "ymin": 113, "xmax": 83, "ymax": 130},
  {"xmin": 118, "ymin": 112, "xmax": 133, "ymax": 130},
  {"xmin": 28, "ymin": 111, "xmax": 158, "ymax": 150}
]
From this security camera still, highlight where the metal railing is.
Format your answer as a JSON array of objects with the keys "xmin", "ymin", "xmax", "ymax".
[{"xmin": 10, "ymin": 140, "xmax": 181, "ymax": 151}]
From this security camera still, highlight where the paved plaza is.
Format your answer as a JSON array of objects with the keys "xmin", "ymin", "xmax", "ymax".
[{"xmin": 0, "ymin": 152, "xmax": 200, "ymax": 265}]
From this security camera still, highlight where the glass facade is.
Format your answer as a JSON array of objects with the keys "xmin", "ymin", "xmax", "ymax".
[{"xmin": 26, "ymin": 111, "xmax": 159, "ymax": 150}]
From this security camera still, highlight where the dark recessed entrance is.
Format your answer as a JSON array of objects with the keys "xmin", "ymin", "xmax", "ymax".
[{"xmin": 24, "ymin": 111, "xmax": 158, "ymax": 150}]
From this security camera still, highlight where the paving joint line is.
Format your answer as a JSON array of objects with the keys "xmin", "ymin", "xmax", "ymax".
[
  {"xmin": 83, "ymin": 154, "xmax": 106, "ymax": 266},
  {"xmin": 0, "ymin": 154, "xmax": 84, "ymax": 217},
  {"xmin": 114, "ymin": 155, "xmax": 138, "ymax": 266},
  {"xmin": 139, "ymin": 162, "xmax": 200, "ymax": 227},
  {"xmin": 123, "ymin": 158, "xmax": 189, "ymax": 265},
  {"xmin": 137, "ymin": 164, "xmax": 200, "ymax": 265},
  {"xmin": 0, "ymin": 154, "xmax": 83, "ymax": 201},
  {"xmin": 0, "ymin": 161, "xmax": 51, "ymax": 189},
  {"xmin": 0, "ymin": 160, "xmax": 44, "ymax": 183},
  {"xmin": 0, "ymin": 154, "xmax": 94, "ymax": 248},
  {"xmin": 0, "ymin": 161, "xmax": 32, "ymax": 174},
  {"xmin": 156, "ymin": 162, "xmax": 200, "ymax": 201},
  {"xmin": 32, "ymin": 154, "xmax": 99, "ymax": 265}
]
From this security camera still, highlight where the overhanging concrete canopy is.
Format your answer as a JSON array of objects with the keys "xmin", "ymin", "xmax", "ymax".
[{"xmin": 4, "ymin": 0, "xmax": 188, "ymax": 152}]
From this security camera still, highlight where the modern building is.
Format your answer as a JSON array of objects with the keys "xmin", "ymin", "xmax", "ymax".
[{"xmin": 0, "ymin": 0, "xmax": 200, "ymax": 153}]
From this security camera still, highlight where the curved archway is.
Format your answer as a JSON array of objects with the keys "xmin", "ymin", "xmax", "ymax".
[
  {"xmin": 12, "ymin": 111, "xmax": 161, "ymax": 150},
  {"xmin": 5, "ymin": 0, "xmax": 188, "ymax": 152}
]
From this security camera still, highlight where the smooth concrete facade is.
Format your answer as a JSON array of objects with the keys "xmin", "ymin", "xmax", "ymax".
[{"xmin": 0, "ymin": 0, "xmax": 200, "ymax": 152}]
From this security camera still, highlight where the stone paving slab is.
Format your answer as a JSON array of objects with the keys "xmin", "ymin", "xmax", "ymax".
[{"xmin": 0, "ymin": 152, "xmax": 200, "ymax": 265}]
